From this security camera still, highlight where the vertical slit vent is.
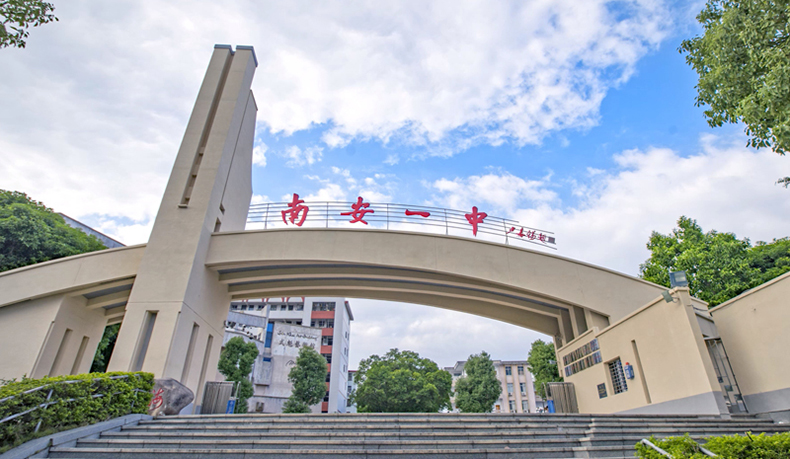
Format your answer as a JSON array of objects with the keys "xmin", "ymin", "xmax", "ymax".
[
  {"xmin": 181, "ymin": 323, "xmax": 200, "ymax": 382},
  {"xmin": 71, "ymin": 336, "xmax": 90, "ymax": 375},
  {"xmin": 49, "ymin": 328, "xmax": 73, "ymax": 376},
  {"xmin": 180, "ymin": 52, "xmax": 234, "ymax": 207},
  {"xmin": 132, "ymin": 311, "xmax": 157, "ymax": 372}
]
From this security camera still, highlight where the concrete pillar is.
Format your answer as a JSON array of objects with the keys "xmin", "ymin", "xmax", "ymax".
[{"xmin": 108, "ymin": 45, "xmax": 257, "ymax": 398}]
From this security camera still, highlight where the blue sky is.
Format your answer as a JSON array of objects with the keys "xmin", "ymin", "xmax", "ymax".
[
  {"xmin": 1, "ymin": 0, "xmax": 788, "ymax": 368},
  {"xmin": 254, "ymin": 37, "xmax": 715, "ymax": 210}
]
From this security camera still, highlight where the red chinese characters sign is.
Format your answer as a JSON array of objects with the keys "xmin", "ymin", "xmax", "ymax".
[
  {"xmin": 341, "ymin": 197, "xmax": 375, "ymax": 224},
  {"xmin": 282, "ymin": 193, "xmax": 309, "ymax": 226},
  {"xmin": 267, "ymin": 193, "xmax": 554, "ymax": 244}
]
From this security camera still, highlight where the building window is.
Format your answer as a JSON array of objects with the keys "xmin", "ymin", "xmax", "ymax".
[
  {"xmin": 288, "ymin": 304, "xmax": 294, "ymax": 311},
  {"xmin": 608, "ymin": 358, "xmax": 628, "ymax": 394},
  {"xmin": 517, "ymin": 365, "xmax": 524, "ymax": 375},
  {"xmin": 264, "ymin": 323, "xmax": 273, "ymax": 348},
  {"xmin": 312, "ymin": 302, "xmax": 336, "ymax": 311},
  {"xmin": 507, "ymin": 383, "xmax": 514, "ymax": 395},
  {"xmin": 509, "ymin": 400, "xmax": 516, "ymax": 412},
  {"xmin": 520, "ymin": 383, "xmax": 526, "ymax": 395},
  {"xmin": 280, "ymin": 305, "xmax": 287, "ymax": 311},
  {"xmin": 522, "ymin": 400, "xmax": 528, "ymax": 412},
  {"xmin": 505, "ymin": 366, "xmax": 512, "ymax": 376},
  {"xmin": 322, "ymin": 353, "xmax": 332, "ymax": 364},
  {"xmin": 323, "ymin": 391, "xmax": 330, "ymax": 402},
  {"xmin": 322, "ymin": 336, "xmax": 334, "ymax": 346},
  {"xmin": 296, "ymin": 304, "xmax": 304, "ymax": 311},
  {"xmin": 326, "ymin": 372, "xmax": 331, "ymax": 382}
]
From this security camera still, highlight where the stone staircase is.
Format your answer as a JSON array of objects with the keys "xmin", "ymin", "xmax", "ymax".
[{"xmin": 46, "ymin": 413, "xmax": 790, "ymax": 458}]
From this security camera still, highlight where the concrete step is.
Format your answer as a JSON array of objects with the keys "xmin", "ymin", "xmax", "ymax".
[
  {"xmin": 42, "ymin": 413, "xmax": 788, "ymax": 459},
  {"xmin": 74, "ymin": 438, "xmax": 585, "ymax": 450},
  {"xmin": 104, "ymin": 431, "xmax": 584, "ymax": 440},
  {"xmin": 48, "ymin": 447, "xmax": 581, "ymax": 458}
]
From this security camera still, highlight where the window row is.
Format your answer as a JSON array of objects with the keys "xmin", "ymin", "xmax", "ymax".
[
  {"xmin": 311, "ymin": 319, "xmax": 334, "ymax": 328},
  {"xmin": 504, "ymin": 365, "xmax": 526, "ymax": 376},
  {"xmin": 507, "ymin": 382, "xmax": 529, "ymax": 396},
  {"xmin": 312, "ymin": 302, "xmax": 336, "ymax": 311}
]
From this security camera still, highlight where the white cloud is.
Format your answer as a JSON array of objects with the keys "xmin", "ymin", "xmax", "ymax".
[
  {"xmin": 252, "ymin": 144, "xmax": 268, "ymax": 167},
  {"xmin": 432, "ymin": 137, "xmax": 790, "ymax": 275},
  {"xmin": 432, "ymin": 171, "xmax": 559, "ymax": 213},
  {"xmin": 304, "ymin": 183, "xmax": 347, "ymax": 202},
  {"xmin": 280, "ymin": 145, "xmax": 323, "ymax": 167},
  {"xmin": 250, "ymin": 194, "xmax": 269, "ymax": 205}
]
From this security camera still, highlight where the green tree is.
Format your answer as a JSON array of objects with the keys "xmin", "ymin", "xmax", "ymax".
[
  {"xmin": 283, "ymin": 346, "xmax": 327, "ymax": 414},
  {"xmin": 90, "ymin": 323, "xmax": 120, "ymax": 373},
  {"xmin": 453, "ymin": 351, "xmax": 501, "ymax": 413},
  {"xmin": 353, "ymin": 348, "xmax": 452, "ymax": 413},
  {"xmin": 639, "ymin": 216, "xmax": 755, "ymax": 306},
  {"xmin": 640, "ymin": 217, "xmax": 790, "ymax": 306},
  {"xmin": 217, "ymin": 336, "xmax": 259, "ymax": 413},
  {"xmin": 527, "ymin": 340, "xmax": 561, "ymax": 399},
  {"xmin": 1, "ymin": 0, "xmax": 58, "ymax": 49},
  {"xmin": 0, "ymin": 190, "xmax": 106, "ymax": 272},
  {"xmin": 679, "ymin": 0, "xmax": 790, "ymax": 186},
  {"xmin": 748, "ymin": 237, "xmax": 790, "ymax": 285}
]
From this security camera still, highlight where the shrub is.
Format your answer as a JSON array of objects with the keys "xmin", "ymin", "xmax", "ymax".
[
  {"xmin": 636, "ymin": 432, "xmax": 790, "ymax": 458},
  {"xmin": 0, "ymin": 372, "xmax": 153, "ymax": 451}
]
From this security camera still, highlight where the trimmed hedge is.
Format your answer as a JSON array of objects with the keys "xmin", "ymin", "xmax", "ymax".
[
  {"xmin": 0, "ymin": 372, "xmax": 153, "ymax": 450},
  {"xmin": 636, "ymin": 432, "xmax": 790, "ymax": 458}
]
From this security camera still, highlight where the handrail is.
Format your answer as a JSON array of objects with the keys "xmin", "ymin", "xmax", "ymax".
[
  {"xmin": 640, "ymin": 439, "xmax": 672, "ymax": 457},
  {"xmin": 639, "ymin": 438, "xmax": 718, "ymax": 458},
  {"xmin": 697, "ymin": 443, "xmax": 718, "ymax": 457}
]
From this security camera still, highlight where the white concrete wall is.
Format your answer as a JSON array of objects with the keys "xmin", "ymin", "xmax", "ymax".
[
  {"xmin": 710, "ymin": 271, "xmax": 790, "ymax": 414},
  {"xmin": 557, "ymin": 288, "xmax": 726, "ymax": 415}
]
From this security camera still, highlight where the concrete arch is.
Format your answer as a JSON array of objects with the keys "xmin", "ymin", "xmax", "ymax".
[{"xmin": 206, "ymin": 228, "xmax": 666, "ymax": 342}]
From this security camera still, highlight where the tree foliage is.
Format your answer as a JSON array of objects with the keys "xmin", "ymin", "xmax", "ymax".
[
  {"xmin": 283, "ymin": 346, "xmax": 327, "ymax": 414},
  {"xmin": 217, "ymin": 336, "xmax": 259, "ymax": 413},
  {"xmin": 527, "ymin": 340, "xmax": 561, "ymax": 399},
  {"xmin": 90, "ymin": 323, "xmax": 120, "ymax": 373},
  {"xmin": 453, "ymin": 351, "xmax": 501, "ymax": 413},
  {"xmin": 0, "ymin": 190, "xmax": 106, "ymax": 272},
  {"xmin": 679, "ymin": 0, "xmax": 790, "ymax": 185},
  {"xmin": 0, "ymin": 0, "xmax": 57, "ymax": 49},
  {"xmin": 353, "ymin": 348, "xmax": 452, "ymax": 413},
  {"xmin": 639, "ymin": 216, "xmax": 790, "ymax": 307}
]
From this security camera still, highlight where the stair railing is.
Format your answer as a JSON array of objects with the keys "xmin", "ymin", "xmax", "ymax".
[
  {"xmin": 640, "ymin": 439, "xmax": 671, "ymax": 457},
  {"xmin": 639, "ymin": 438, "xmax": 719, "ymax": 458}
]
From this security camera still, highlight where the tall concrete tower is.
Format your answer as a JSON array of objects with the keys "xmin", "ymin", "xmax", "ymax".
[{"xmin": 108, "ymin": 45, "xmax": 258, "ymax": 403}]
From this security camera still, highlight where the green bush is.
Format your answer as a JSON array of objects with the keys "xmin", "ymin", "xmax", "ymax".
[
  {"xmin": 636, "ymin": 432, "xmax": 790, "ymax": 458},
  {"xmin": 0, "ymin": 372, "xmax": 153, "ymax": 451}
]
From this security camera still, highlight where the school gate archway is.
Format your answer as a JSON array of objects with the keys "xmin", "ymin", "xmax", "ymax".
[{"xmin": 0, "ymin": 45, "xmax": 670, "ymax": 403}]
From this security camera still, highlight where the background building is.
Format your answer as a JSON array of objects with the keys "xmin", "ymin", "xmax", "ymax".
[
  {"xmin": 445, "ymin": 359, "xmax": 538, "ymax": 413},
  {"xmin": 226, "ymin": 297, "xmax": 353, "ymax": 413},
  {"xmin": 59, "ymin": 213, "xmax": 125, "ymax": 249},
  {"xmin": 347, "ymin": 369, "xmax": 358, "ymax": 413}
]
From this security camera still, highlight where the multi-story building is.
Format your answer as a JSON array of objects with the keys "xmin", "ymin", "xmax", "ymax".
[
  {"xmin": 226, "ymin": 297, "xmax": 353, "ymax": 413},
  {"xmin": 445, "ymin": 359, "xmax": 538, "ymax": 413}
]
